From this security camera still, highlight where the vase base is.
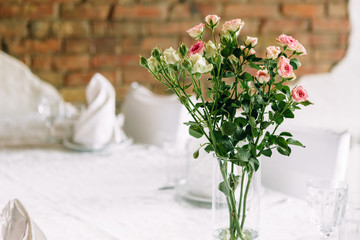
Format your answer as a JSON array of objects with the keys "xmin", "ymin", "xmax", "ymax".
[{"xmin": 213, "ymin": 228, "xmax": 259, "ymax": 240}]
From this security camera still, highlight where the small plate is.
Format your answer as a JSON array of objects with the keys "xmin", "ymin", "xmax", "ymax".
[
  {"xmin": 176, "ymin": 180, "xmax": 212, "ymax": 205},
  {"xmin": 63, "ymin": 138, "xmax": 108, "ymax": 152}
]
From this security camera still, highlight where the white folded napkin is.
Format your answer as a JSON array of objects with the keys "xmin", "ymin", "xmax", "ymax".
[
  {"xmin": 73, "ymin": 73, "xmax": 126, "ymax": 147},
  {"xmin": 0, "ymin": 199, "xmax": 47, "ymax": 240}
]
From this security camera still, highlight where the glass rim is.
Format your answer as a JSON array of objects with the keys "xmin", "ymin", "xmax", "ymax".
[{"xmin": 306, "ymin": 178, "xmax": 348, "ymax": 190}]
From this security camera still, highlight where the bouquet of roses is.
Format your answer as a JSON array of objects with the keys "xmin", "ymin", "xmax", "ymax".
[{"xmin": 140, "ymin": 14, "xmax": 311, "ymax": 240}]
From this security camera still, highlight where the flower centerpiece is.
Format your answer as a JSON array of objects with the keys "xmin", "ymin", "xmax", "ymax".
[{"xmin": 140, "ymin": 15, "xmax": 311, "ymax": 240}]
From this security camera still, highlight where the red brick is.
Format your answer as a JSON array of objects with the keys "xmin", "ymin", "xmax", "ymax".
[
  {"xmin": 0, "ymin": 4, "xmax": 21, "ymax": 18},
  {"xmin": 329, "ymin": 3, "xmax": 348, "ymax": 18},
  {"xmin": 225, "ymin": 4, "xmax": 279, "ymax": 18},
  {"xmin": 119, "ymin": 54, "xmax": 140, "ymax": 67},
  {"xmin": 112, "ymin": 4, "xmax": 168, "ymax": 20},
  {"xmin": 65, "ymin": 39, "xmax": 89, "ymax": 53},
  {"xmin": 282, "ymin": 4, "xmax": 324, "ymax": 18},
  {"xmin": 91, "ymin": 54, "xmax": 120, "ymax": 68},
  {"xmin": 65, "ymin": 71, "xmax": 116, "ymax": 86},
  {"xmin": 32, "ymin": 55, "xmax": 52, "ymax": 70},
  {"xmin": 195, "ymin": 4, "xmax": 222, "ymax": 17},
  {"xmin": 141, "ymin": 37, "xmax": 178, "ymax": 52},
  {"xmin": 23, "ymin": 4, "xmax": 55, "ymax": 19},
  {"xmin": 308, "ymin": 34, "xmax": 339, "ymax": 48},
  {"xmin": 313, "ymin": 19, "xmax": 350, "ymax": 33},
  {"xmin": 90, "ymin": 38, "xmax": 120, "ymax": 54},
  {"xmin": 0, "ymin": 20, "xmax": 27, "ymax": 38},
  {"xmin": 53, "ymin": 55, "xmax": 90, "ymax": 71},
  {"xmin": 148, "ymin": 21, "xmax": 197, "ymax": 36},
  {"xmin": 169, "ymin": 4, "xmax": 192, "ymax": 20},
  {"xmin": 61, "ymin": 4, "xmax": 110, "ymax": 20},
  {"xmin": 29, "ymin": 21, "xmax": 51, "ymax": 38},
  {"xmin": 314, "ymin": 48, "xmax": 346, "ymax": 62},
  {"xmin": 25, "ymin": 39, "xmax": 61, "ymax": 53},
  {"xmin": 261, "ymin": 19, "xmax": 308, "ymax": 34},
  {"xmin": 52, "ymin": 21, "xmax": 90, "ymax": 37},
  {"xmin": 123, "ymin": 66, "xmax": 158, "ymax": 85},
  {"xmin": 35, "ymin": 71, "xmax": 64, "ymax": 88}
]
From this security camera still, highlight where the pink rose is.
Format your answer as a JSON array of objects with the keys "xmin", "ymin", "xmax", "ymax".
[
  {"xmin": 296, "ymin": 43, "xmax": 307, "ymax": 56},
  {"xmin": 205, "ymin": 15, "xmax": 221, "ymax": 28},
  {"xmin": 266, "ymin": 46, "xmax": 281, "ymax": 59},
  {"xmin": 291, "ymin": 86, "xmax": 308, "ymax": 102},
  {"xmin": 256, "ymin": 69, "xmax": 270, "ymax": 83},
  {"xmin": 187, "ymin": 23, "xmax": 205, "ymax": 39},
  {"xmin": 245, "ymin": 36, "xmax": 258, "ymax": 48},
  {"xmin": 278, "ymin": 56, "xmax": 293, "ymax": 78},
  {"xmin": 222, "ymin": 18, "xmax": 245, "ymax": 36},
  {"xmin": 189, "ymin": 41, "xmax": 205, "ymax": 56},
  {"xmin": 276, "ymin": 34, "xmax": 299, "ymax": 51}
]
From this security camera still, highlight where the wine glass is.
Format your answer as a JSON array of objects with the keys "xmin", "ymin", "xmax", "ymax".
[
  {"xmin": 37, "ymin": 96, "xmax": 60, "ymax": 143},
  {"xmin": 306, "ymin": 179, "xmax": 348, "ymax": 239}
]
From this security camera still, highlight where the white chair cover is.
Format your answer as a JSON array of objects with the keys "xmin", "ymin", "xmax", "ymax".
[
  {"xmin": 261, "ymin": 126, "xmax": 351, "ymax": 199},
  {"xmin": 121, "ymin": 82, "xmax": 183, "ymax": 147},
  {"xmin": 0, "ymin": 51, "xmax": 61, "ymax": 116}
]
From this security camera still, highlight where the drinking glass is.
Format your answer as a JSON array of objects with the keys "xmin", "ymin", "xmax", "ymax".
[
  {"xmin": 37, "ymin": 96, "xmax": 60, "ymax": 143},
  {"xmin": 306, "ymin": 179, "xmax": 348, "ymax": 239}
]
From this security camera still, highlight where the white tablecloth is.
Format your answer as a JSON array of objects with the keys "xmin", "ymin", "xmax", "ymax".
[{"xmin": 0, "ymin": 116, "xmax": 318, "ymax": 240}]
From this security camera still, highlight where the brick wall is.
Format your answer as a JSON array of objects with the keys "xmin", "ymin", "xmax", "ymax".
[{"xmin": 0, "ymin": 0, "xmax": 350, "ymax": 105}]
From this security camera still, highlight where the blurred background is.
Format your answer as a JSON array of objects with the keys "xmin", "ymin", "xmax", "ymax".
[{"xmin": 0, "ymin": 0, "xmax": 350, "ymax": 109}]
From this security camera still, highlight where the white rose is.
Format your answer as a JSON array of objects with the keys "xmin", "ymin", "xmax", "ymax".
[
  {"xmin": 204, "ymin": 40, "xmax": 217, "ymax": 59},
  {"xmin": 189, "ymin": 53, "xmax": 213, "ymax": 74},
  {"xmin": 228, "ymin": 54, "xmax": 238, "ymax": 66},
  {"xmin": 245, "ymin": 36, "xmax": 258, "ymax": 48},
  {"xmin": 147, "ymin": 56, "xmax": 159, "ymax": 73},
  {"xmin": 162, "ymin": 47, "xmax": 181, "ymax": 65}
]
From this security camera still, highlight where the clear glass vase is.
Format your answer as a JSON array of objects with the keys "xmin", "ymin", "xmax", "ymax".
[{"xmin": 212, "ymin": 156, "xmax": 261, "ymax": 240}]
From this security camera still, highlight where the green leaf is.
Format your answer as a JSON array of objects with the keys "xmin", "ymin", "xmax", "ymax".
[
  {"xmin": 276, "ymin": 136, "xmax": 288, "ymax": 148},
  {"xmin": 287, "ymin": 138, "xmax": 305, "ymax": 147},
  {"xmin": 243, "ymin": 72, "xmax": 254, "ymax": 82},
  {"xmin": 229, "ymin": 173, "xmax": 240, "ymax": 191},
  {"xmin": 290, "ymin": 58, "xmax": 301, "ymax": 70},
  {"xmin": 249, "ymin": 117, "xmax": 256, "ymax": 128},
  {"xmin": 235, "ymin": 147, "xmax": 251, "ymax": 163},
  {"xmin": 262, "ymin": 149, "xmax": 272, "ymax": 157},
  {"xmin": 219, "ymin": 181, "xmax": 230, "ymax": 196},
  {"xmin": 279, "ymin": 132, "xmax": 293, "ymax": 137},
  {"xmin": 204, "ymin": 144, "xmax": 214, "ymax": 153},
  {"xmin": 276, "ymin": 146, "xmax": 291, "ymax": 156},
  {"xmin": 249, "ymin": 62, "xmax": 260, "ymax": 70},
  {"xmin": 249, "ymin": 158, "xmax": 260, "ymax": 171},
  {"xmin": 189, "ymin": 125, "xmax": 203, "ymax": 138},
  {"xmin": 300, "ymin": 100, "xmax": 313, "ymax": 106},
  {"xmin": 274, "ymin": 115, "xmax": 284, "ymax": 125},
  {"xmin": 268, "ymin": 135, "xmax": 276, "ymax": 145},
  {"xmin": 275, "ymin": 93, "xmax": 286, "ymax": 102},
  {"xmin": 234, "ymin": 127, "xmax": 246, "ymax": 141},
  {"xmin": 194, "ymin": 72, "xmax": 201, "ymax": 80},
  {"xmin": 224, "ymin": 71, "xmax": 236, "ymax": 78},
  {"xmin": 193, "ymin": 149, "xmax": 199, "ymax": 159},
  {"xmin": 281, "ymin": 86, "xmax": 291, "ymax": 96},
  {"xmin": 260, "ymin": 121, "xmax": 270, "ymax": 129},
  {"xmin": 221, "ymin": 122, "xmax": 237, "ymax": 136},
  {"xmin": 275, "ymin": 83, "xmax": 283, "ymax": 91},
  {"xmin": 184, "ymin": 121, "xmax": 200, "ymax": 126},
  {"xmin": 283, "ymin": 109, "xmax": 295, "ymax": 118}
]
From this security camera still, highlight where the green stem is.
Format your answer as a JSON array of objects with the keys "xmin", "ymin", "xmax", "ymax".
[{"xmin": 240, "ymin": 171, "xmax": 253, "ymax": 231}]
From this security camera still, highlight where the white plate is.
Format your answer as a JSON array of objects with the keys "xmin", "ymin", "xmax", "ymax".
[
  {"xmin": 176, "ymin": 180, "xmax": 212, "ymax": 205},
  {"xmin": 63, "ymin": 138, "xmax": 108, "ymax": 152}
]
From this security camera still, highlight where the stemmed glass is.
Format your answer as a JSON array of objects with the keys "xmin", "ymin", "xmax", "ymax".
[
  {"xmin": 37, "ymin": 96, "xmax": 61, "ymax": 143},
  {"xmin": 306, "ymin": 179, "xmax": 348, "ymax": 239}
]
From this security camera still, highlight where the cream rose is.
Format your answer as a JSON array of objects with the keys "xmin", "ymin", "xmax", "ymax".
[
  {"xmin": 189, "ymin": 53, "xmax": 213, "ymax": 74},
  {"xmin": 291, "ymin": 86, "xmax": 308, "ymax": 102},
  {"xmin": 187, "ymin": 23, "xmax": 205, "ymax": 39},
  {"xmin": 205, "ymin": 15, "xmax": 220, "ymax": 28},
  {"xmin": 204, "ymin": 40, "xmax": 217, "ymax": 59},
  {"xmin": 266, "ymin": 46, "xmax": 281, "ymax": 59},
  {"xmin": 296, "ymin": 43, "xmax": 307, "ymax": 56},
  {"xmin": 278, "ymin": 56, "xmax": 293, "ymax": 78},
  {"xmin": 255, "ymin": 69, "xmax": 270, "ymax": 83},
  {"xmin": 162, "ymin": 47, "xmax": 181, "ymax": 65},
  {"xmin": 147, "ymin": 56, "xmax": 159, "ymax": 73},
  {"xmin": 222, "ymin": 18, "xmax": 244, "ymax": 36},
  {"xmin": 245, "ymin": 36, "xmax": 258, "ymax": 48}
]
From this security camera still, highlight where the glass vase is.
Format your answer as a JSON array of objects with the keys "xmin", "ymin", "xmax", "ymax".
[{"xmin": 212, "ymin": 156, "xmax": 261, "ymax": 240}]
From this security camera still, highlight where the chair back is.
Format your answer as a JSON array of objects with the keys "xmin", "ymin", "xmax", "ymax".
[
  {"xmin": 261, "ymin": 126, "xmax": 351, "ymax": 199},
  {"xmin": 0, "ymin": 51, "xmax": 61, "ymax": 116},
  {"xmin": 122, "ymin": 82, "xmax": 183, "ymax": 147}
]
